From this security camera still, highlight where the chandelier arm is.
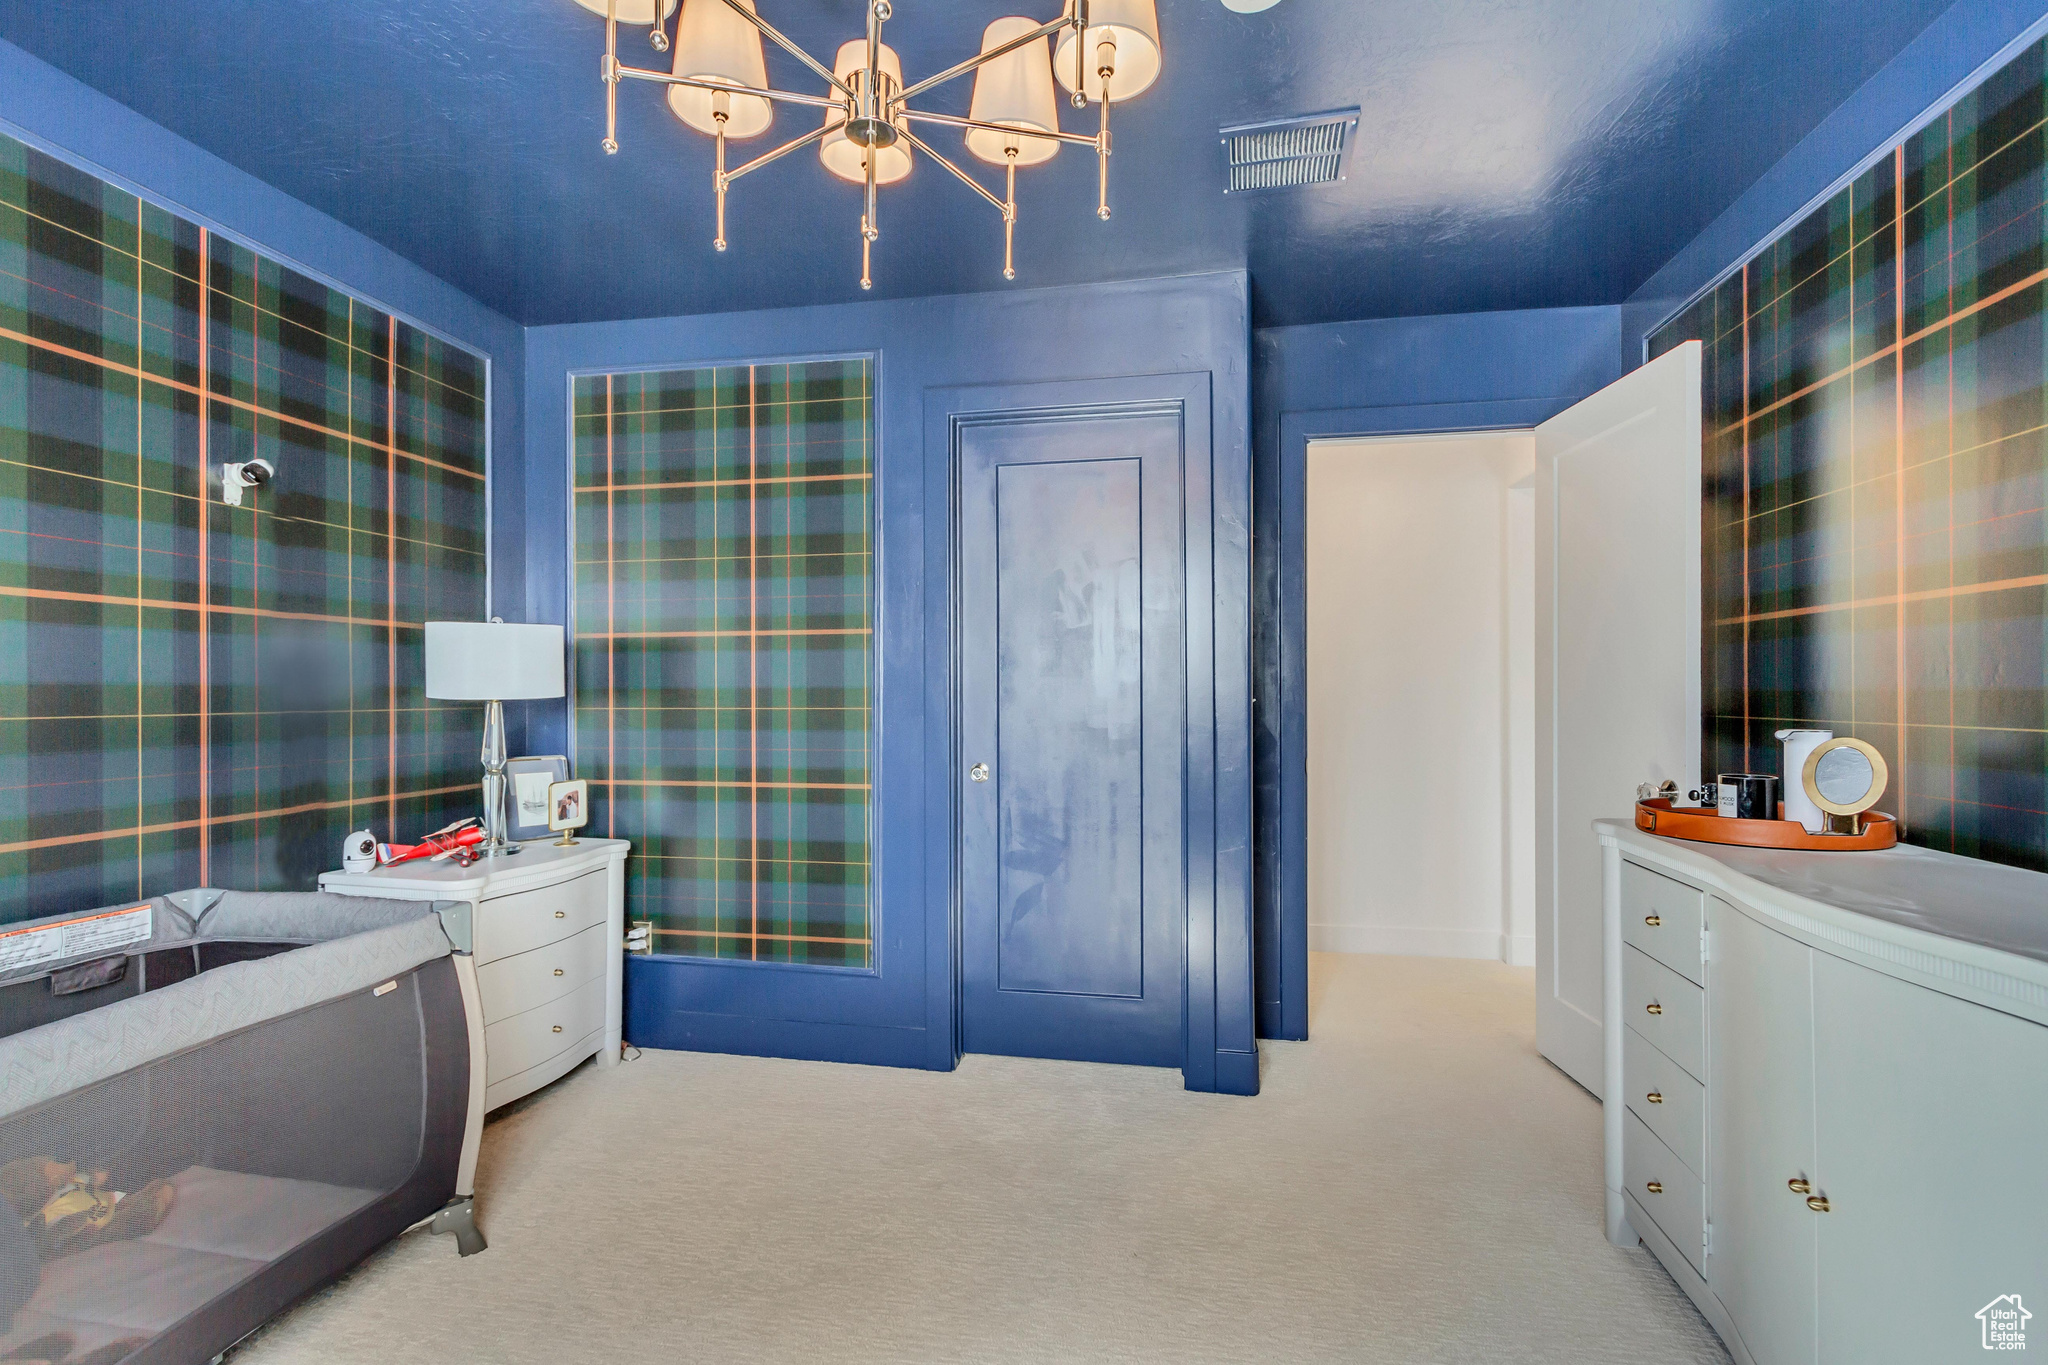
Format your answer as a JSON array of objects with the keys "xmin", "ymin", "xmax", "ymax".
[
  {"xmin": 714, "ymin": 0, "xmax": 856, "ymax": 101},
  {"xmin": 894, "ymin": 15, "xmax": 1074, "ymax": 106},
  {"xmin": 897, "ymin": 128, "xmax": 1012, "ymax": 218},
  {"xmin": 723, "ymin": 122, "xmax": 833, "ymax": 185},
  {"xmin": 602, "ymin": 0, "xmax": 620, "ymax": 154},
  {"xmin": 1072, "ymin": 0, "xmax": 1091, "ymax": 109},
  {"xmin": 896, "ymin": 107, "xmax": 1097, "ymax": 148},
  {"xmin": 614, "ymin": 64, "xmax": 846, "ymax": 113}
]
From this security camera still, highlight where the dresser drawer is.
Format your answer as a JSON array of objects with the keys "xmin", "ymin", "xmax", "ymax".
[
  {"xmin": 1624, "ymin": 1024, "xmax": 1703, "ymax": 1179},
  {"xmin": 475, "ymin": 869, "xmax": 607, "ymax": 965},
  {"xmin": 1623, "ymin": 944, "xmax": 1704, "ymax": 1082},
  {"xmin": 477, "ymin": 921, "xmax": 607, "ymax": 1023},
  {"xmin": 484, "ymin": 974, "xmax": 605, "ymax": 1086},
  {"xmin": 1624, "ymin": 1108, "xmax": 1704, "ymax": 1276},
  {"xmin": 1621, "ymin": 860, "xmax": 1703, "ymax": 985}
]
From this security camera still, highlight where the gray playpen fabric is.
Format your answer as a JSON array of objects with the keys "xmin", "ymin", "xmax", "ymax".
[{"xmin": 0, "ymin": 890, "xmax": 475, "ymax": 1365}]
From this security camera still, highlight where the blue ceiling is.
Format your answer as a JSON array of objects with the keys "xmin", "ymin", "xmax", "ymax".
[{"xmin": 0, "ymin": 0, "xmax": 1957, "ymax": 327}]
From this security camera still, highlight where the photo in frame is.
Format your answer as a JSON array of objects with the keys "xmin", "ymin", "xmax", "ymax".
[
  {"xmin": 504, "ymin": 755, "xmax": 569, "ymax": 842},
  {"xmin": 548, "ymin": 779, "xmax": 590, "ymax": 846}
]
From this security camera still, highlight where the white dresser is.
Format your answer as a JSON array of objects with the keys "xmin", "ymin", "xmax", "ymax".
[
  {"xmin": 322, "ymin": 839, "xmax": 631, "ymax": 1113},
  {"xmin": 1598, "ymin": 820, "xmax": 2048, "ymax": 1365}
]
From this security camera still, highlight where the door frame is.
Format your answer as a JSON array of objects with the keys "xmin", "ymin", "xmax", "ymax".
[
  {"xmin": 923, "ymin": 372, "xmax": 1256, "ymax": 1095},
  {"xmin": 1259, "ymin": 397, "xmax": 1575, "ymax": 1040}
]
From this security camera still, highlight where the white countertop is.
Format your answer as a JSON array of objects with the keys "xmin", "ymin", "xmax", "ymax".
[
  {"xmin": 319, "ymin": 838, "xmax": 630, "ymax": 900},
  {"xmin": 1597, "ymin": 819, "xmax": 2048, "ymax": 967}
]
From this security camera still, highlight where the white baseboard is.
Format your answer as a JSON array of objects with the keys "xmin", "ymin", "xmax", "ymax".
[
  {"xmin": 1501, "ymin": 933, "xmax": 1536, "ymax": 968},
  {"xmin": 1309, "ymin": 923, "xmax": 1503, "ymax": 960}
]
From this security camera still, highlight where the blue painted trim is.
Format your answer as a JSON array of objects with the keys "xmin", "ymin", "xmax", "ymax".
[
  {"xmin": 1622, "ymin": 0, "xmax": 2048, "ymax": 351},
  {"xmin": 624, "ymin": 961, "xmax": 934, "ymax": 1068},
  {"xmin": 1212, "ymin": 1049, "xmax": 1260, "ymax": 1098}
]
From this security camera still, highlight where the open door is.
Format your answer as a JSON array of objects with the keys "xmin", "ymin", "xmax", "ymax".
[{"xmin": 1534, "ymin": 342, "xmax": 1701, "ymax": 1095}]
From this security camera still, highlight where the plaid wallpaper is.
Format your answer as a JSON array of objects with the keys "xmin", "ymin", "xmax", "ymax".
[
  {"xmin": 1651, "ymin": 37, "xmax": 2048, "ymax": 872},
  {"xmin": 572, "ymin": 360, "xmax": 874, "ymax": 968},
  {"xmin": 0, "ymin": 131, "xmax": 489, "ymax": 925}
]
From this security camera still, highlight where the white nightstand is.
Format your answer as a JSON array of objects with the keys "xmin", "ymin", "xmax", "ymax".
[{"xmin": 321, "ymin": 838, "xmax": 631, "ymax": 1112}]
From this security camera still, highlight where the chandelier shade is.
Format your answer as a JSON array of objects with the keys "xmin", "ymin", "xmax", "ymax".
[
  {"xmin": 573, "ymin": 0, "xmax": 675, "ymax": 22},
  {"xmin": 966, "ymin": 18, "xmax": 1062, "ymax": 168},
  {"xmin": 1054, "ymin": 0, "xmax": 1162, "ymax": 104},
  {"xmin": 819, "ymin": 40, "xmax": 913, "ymax": 186},
  {"xmin": 667, "ymin": 0, "xmax": 773, "ymax": 138}
]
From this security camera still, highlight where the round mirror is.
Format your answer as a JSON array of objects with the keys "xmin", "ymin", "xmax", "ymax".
[{"xmin": 1802, "ymin": 737, "xmax": 1888, "ymax": 816}]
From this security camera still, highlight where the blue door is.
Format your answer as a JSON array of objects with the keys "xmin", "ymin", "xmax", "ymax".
[{"xmin": 957, "ymin": 410, "xmax": 1185, "ymax": 1066}]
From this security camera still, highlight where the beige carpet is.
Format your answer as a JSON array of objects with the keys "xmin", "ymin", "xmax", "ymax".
[{"xmin": 231, "ymin": 954, "xmax": 1728, "ymax": 1363}]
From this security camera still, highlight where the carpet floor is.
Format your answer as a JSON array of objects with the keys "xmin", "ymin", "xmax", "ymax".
[{"xmin": 230, "ymin": 953, "xmax": 1729, "ymax": 1363}]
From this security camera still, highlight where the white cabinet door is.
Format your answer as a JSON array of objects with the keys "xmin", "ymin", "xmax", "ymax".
[
  {"xmin": 1812, "ymin": 952, "xmax": 2048, "ymax": 1363},
  {"xmin": 1535, "ymin": 342, "xmax": 1701, "ymax": 1093},
  {"xmin": 1708, "ymin": 899, "xmax": 1818, "ymax": 1365}
]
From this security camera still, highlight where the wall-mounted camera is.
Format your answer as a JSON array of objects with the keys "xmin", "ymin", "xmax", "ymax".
[{"xmin": 219, "ymin": 458, "xmax": 274, "ymax": 508}]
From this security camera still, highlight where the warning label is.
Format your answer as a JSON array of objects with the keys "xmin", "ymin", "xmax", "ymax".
[{"xmin": 0, "ymin": 904, "xmax": 153, "ymax": 976}]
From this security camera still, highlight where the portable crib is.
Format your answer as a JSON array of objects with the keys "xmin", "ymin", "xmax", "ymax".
[{"xmin": 0, "ymin": 889, "xmax": 488, "ymax": 1365}]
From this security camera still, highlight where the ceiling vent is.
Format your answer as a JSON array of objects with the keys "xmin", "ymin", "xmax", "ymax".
[{"xmin": 1220, "ymin": 108, "xmax": 1360, "ymax": 193}]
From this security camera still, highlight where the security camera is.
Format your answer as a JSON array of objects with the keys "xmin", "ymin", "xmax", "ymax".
[{"xmin": 219, "ymin": 457, "xmax": 274, "ymax": 508}]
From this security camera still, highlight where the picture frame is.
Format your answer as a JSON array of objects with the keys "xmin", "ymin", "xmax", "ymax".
[
  {"xmin": 504, "ymin": 754, "xmax": 569, "ymax": 842},
  {"xmin": 547, "ymin": 779, "xmax": 590, "ymax": 846}
]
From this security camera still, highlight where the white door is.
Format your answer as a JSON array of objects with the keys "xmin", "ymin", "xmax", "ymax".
[
  {"xmin": 1534, "ymin": 342, "xmax": 1701, "ymax": 1092},
  {"xmin": 1812, "ymin": 953, "xmax": 2048, "ymax": 1362},
  {"xmin": 1708, "ymin": 900, "xmax": 1818, "ymax": 1365}
]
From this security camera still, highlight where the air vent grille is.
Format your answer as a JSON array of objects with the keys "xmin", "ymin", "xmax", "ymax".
[{"xmin": 1220, "ymin": 109, "xmax": 1360, "ymax": 194}]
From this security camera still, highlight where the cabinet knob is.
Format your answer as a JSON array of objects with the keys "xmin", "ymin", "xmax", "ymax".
[
  {"xmin": 1645, "ymin": 1181, "xmax": 1663, "ymax": 1195},
  {"xmin": 1806, "ymin": 1195, "xmax": 1831, "ymax": 1213},
  {"xmin": 554, "ymin": 968, "xmax": 565, "ymax": 977},
  {"xmin": 1644, "ymin": 914, "xmax": 1661, "ymax": 927},
  {"xmin": 1787, "ymin": 1178, "xmax": 1811, "ymax": 1195},
  {"xmin": 552, "ymin": 1025, "xmax": 564, "ymax": 1034},
  {"xmin": 555, "ymin": 910, "xmax": 566, "ymax": 919},
  {"xmin": 1645, "ymin": 1091, "xmax": 1663, "ymax": 1104},
  {"xmin": 1645, "ymin": 1002, "xmax": 1663, "ymax": 1015}
]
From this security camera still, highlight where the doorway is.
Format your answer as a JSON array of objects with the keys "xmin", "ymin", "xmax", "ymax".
[
  {"xmin": 1304, "ymin": 432, "xmax": 1537, "ymax": 968},
  {"xmin": 955, "ymin": 407, "xmax": 1186, "ymax": 1067}
]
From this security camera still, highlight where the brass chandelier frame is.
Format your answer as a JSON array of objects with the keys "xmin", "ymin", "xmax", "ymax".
[{"xmin": 595, "ymin": 0, "xmax": 1120, "ymax": 288}]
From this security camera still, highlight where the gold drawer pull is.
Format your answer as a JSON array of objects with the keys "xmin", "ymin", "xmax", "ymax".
[
  {"xmin": 1645, "ymin": 1181, "xmax": 1663, "ymax": 1195},
  {"xmin": 552, "ymin": 1025, "xmax": 564, "ymax": 1034},
  {"xmin": 554, "ymin": 968, "xmax": 565, "ymax": 977},
  {"xmin": 1787, "ymin": 1178, "xmax": 1811, "ymax": 1194},
  {"xmin": 1644, "ymin": 914, "xmax": 1661, "ymax": 927},
  {"xmin": 1806, "ymin": 1195, "xmax": 1831, "ymax": 1213},
  {"xmin": 1644, "ymin": 1003, "xmax": 1663, "ymax": 1015},
  {"xmin": 555, "ymin": 910, "xmax": 567, "ymax": 919},
  {"xmin": 1645, "ymin": 1091, "xmax": 1663, "ymax": 1104}
]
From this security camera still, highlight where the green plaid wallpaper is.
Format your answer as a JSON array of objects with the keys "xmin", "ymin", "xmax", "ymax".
[
  {"xmin": 572, "ymin": 360, "xmax": 874, "ymax": 968},
  {"xmin": 0, "ymin": 131, "xmax": 489, "ymax": 925},
  {"xmin": 1651, "ymin": 37, "xmax": 2048, "ymax": 872}
]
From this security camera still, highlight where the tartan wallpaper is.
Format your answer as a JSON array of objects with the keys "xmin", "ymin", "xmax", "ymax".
[
  {"xmin": 572, "ymin": 360, "xmax": 874, "ymax": 968},
  {"xmin": 0, "ymin": 131, "xmax": 490, "ymax": 926},
  {"xmin": 1651, "ymin": 37, "xmax": 2048, "ymax": 872}
]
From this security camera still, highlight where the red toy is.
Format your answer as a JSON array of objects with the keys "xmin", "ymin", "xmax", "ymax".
[{"xmin": 376, "ymin": 818, "xmax": 486, "ymax": 867}]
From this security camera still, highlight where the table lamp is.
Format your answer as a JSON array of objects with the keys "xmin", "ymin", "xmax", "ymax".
[{"xmin": 425, "ymin": 620, "xmax": 566, "ymax": 855}]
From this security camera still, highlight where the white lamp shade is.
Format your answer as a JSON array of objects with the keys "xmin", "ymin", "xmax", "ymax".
[
  {"xmin": 1053, "ymin": 0, "xmax": 1162, "ymax": 104},
  {"xmin": 667, "ymin": 0, "xmax": 773, "ymax": 139},
  {"xmin": 572, "ymin": 0, "xmax": 676, "ymax": 24},
  {"xmin": 425, "ymin": 623, "xmax": 566, "ymax": 701},
  {"xmin": 820, "ymin": 41, "xmax": 913, "ymax": 185},
  {"xmin": 967, "ymin": 18, "xmax": 1062, "ymax": 167}
]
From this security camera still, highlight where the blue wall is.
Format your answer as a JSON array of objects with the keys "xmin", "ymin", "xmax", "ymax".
[
  {"xmin": 1622, "ymin": 0, "xmax": 2048, "ymax": 353},
  {"xmin": 524, "ymin": 272, "xmax": 1257, "ymax": 1090},
  {"xmin": 0, "ymin": 37, "xmax": 532, "ymax": 713},
  {"xmin": 1250, "ymin": 305, "xmax": 1627, "ymax": 1039}
]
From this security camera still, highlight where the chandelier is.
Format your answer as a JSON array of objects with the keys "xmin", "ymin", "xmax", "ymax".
[{"xmin": 571, "ymin": 0, "xmax": 1163, "ymax": 289}]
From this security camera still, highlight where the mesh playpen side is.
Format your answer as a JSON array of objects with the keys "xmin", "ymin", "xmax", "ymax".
[{"xmin": 0, "ymin": 891, "xmax": 482, "ymax": 1365}]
